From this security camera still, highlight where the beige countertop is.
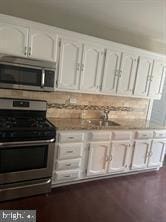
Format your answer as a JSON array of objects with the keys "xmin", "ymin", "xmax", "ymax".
[{"xmin": 48, "ymin": 118, "xmax": 166, "ymax": 130}]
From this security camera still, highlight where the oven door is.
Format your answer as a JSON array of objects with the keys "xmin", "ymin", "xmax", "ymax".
[
  {"xmin": 0, "ymin": 63, "xmax": 55, "ymax": 91},
  {"xmin": 0, "ymin": 140, "xmax": 55, "ymax": 185}
]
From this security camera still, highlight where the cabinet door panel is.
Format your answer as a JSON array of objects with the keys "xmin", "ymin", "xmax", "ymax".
[
  {"xmin": 117, "ymin": 53, "xmax": 138, "ymax": 95},
  {"xmin": 131, "ymin": 140, "xmax": 150, "ymax": 170},
  {"xmin": 148, "ymin": 61, "xmax": 166, "ymax": 98},
  {"xmin": 134, "ymin": 56, "xmax": 153, "ymax": 97},
  {"xmin": 29, "ymin": 29, "xmax": 58, "ymax": 62},
  {"xmin": 148, "ymin": 140, "xmax": 165, "ymax": 167},
  {"xmin": 102, "ymin": 49, "xmax": 121, "ymax": 93},
  {"xmin": 87, "ymin": 142, "xmax": 109, "ymax": 176},
  {"xmin": 80, "ymin": 44, "xmax": 104, "ymax": 92},
  {"xmin": 108, "ymin": 142, "xmax": 129, "ymax": 173},
  {"xmin": 0, "ymin": 23, "xmax": 28, "ymax": 57},
  {"xmin": 57, "ymin": 38, "xmax": 82, "ymax": 90}
]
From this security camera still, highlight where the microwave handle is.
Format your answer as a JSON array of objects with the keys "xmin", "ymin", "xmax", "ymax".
[{"xmin": 41, "ymin": 69, "xmax": 45, "ymax": 88}]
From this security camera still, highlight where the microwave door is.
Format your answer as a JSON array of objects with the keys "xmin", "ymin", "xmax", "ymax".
[
  {"xmin": 19, "ymin": 68, "xmax": 42, "ymax": 88},
  {"xmin": 0, "ymin": 63, "xmax": 55, "ymax": 91},
  {"xmin": 0, "ymin": 64, "xmax": 20, "ymax": 88}
]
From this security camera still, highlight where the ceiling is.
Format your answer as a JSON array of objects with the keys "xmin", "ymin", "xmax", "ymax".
[{"xmin": 0, "ymin": 0, "xmax": 165, "ymax": 46}]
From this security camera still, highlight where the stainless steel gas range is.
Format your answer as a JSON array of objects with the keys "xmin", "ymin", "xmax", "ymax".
[{"xmin": 0, "ymin": 98, "xmax": 56, "ymax": 201}]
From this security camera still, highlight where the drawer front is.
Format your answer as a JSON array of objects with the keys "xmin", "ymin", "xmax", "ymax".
[
  {"xmin": 89, "ymin": 132, "xmax": 111, "ymax": 141},
  {"xmin": 135, "ymin": 130, "xmax": 153, "ymax": 139},
  {"xmin": 56, "ymin": 159, "xmax": 81, "ymax": 170},
  {"xmin": 154, "ymin": 130, "xmax": 166, "ymax": 138},
  {"xmin": 58, "ymin": 143, "xmax": 83, "ymax": 160},
  {"xmin": 112, "ymin": 131, "xmax": 131, "ymax": 140},
  {"xmin": 58, "ymin": 132, "xmax": 84, "ymax": 143},
  {"xmin": 55, "ymin": 170, "xmax": 80, "ymax": 181}
]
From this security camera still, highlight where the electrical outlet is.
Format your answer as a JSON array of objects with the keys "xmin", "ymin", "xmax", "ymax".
[{"xmin": 69, "ymin": 97, "xmax": 77, "ymax": 104}]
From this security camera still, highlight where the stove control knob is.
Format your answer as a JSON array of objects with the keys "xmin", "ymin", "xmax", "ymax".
[
  {"xmin": 0, "ymin": 132, "xmax": 6, "ymax": 138},
  {"xmin": 33, "ymin": 131, "xmax": 41, "ymax": 136},
  {"xmin": 10, "ymin": 132, "xmax": 16, "ymax": 138}
]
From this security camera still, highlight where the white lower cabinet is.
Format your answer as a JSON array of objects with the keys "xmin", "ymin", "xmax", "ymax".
[
  {"xmin": 56, "ymin": 159, "xmax": 81, "ymax": 171},
  {"xmin": 131, "ymin": 140, "xmax": 151, "ymax": 170},
  {"xmin": 52, "ymin": 131, "xmax": 84, "ymax": 184},
  {"xmin": 52, "ymin": 130, "xmax": 166, "ymax": 186},
  {"xmin": 108, "ymin": 141, "xmax": 131, "ymax": 173},
  {"xmin": 53, "ymin": 170, "xmax": 80, "ymax": 182},
  {"xmin": 147, "ymin": 140, "xmax": 166, "ymax": 168},
  {"xmin": 87, "ymin": 142, "xmax": 110, "ymax": 176}
]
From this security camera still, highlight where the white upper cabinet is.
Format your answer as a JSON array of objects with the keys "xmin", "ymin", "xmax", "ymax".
[
  {"xmin": 101, "ymin": 49, "xmax": 121, "ymax": 94},
  {"xmin": 148, "ymin": 60, "xmax": 166, "ymax": 99},
  {"xmin": 80, "ymin": 43, "xmax": 104, "ymax": 92},
  {"xmin": 0, "ymin": 23, "xmax": 28, "ymax": 57},
  {"xmin": 131, "ymin": 140, "xmax": 151, "ymax": 170},
  {"xmin": 0, "ymin": 16, "xmax": 166, "ymax": 98},
  {"xmin": 57, "ymin": 37, "xmax": 83, "ymax": 90},
  {"xmin": 147, "ymin": 140, "xmax": 166, "ymax": 168},
  {"xmin": 108, "ymin": 141, "xmax": 129, "ymax": 173},
  {"xmin": 134, "ymin": 56, "xmax": 153, "ymax": 97},
  {"xmin": 117, "ymin": 53, "xmax": 138, "ymax": 96},
  {"xmin": 29, "ymin": 29, "xmax": 58, "ymax": 62},
  {"xmin": 87, "ymin": 142, "xmax": 109, "ymax": 176}
]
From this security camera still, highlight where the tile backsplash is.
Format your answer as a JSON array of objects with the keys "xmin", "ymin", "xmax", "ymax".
[{"xmin": 0, "ymin": 89, "xmax": 149, "ymax": 120}]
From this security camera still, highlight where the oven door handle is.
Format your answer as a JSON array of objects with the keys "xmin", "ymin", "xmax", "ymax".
[
  {"xmin": 1, "ymin": 178, "xmax": 51, "ymax": 191},
  {"xmin": 0, "ymin": 138, "xmax": 55, "ymax": 147},
  {"xmin": 41, "ymin": 69, "xmax": 45, "ymax": 88}
]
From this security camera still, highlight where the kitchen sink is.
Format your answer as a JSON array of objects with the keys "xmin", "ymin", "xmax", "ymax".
[{"xmin": 85, "ymin": 120, "xmax": 120, "ymax": 127}]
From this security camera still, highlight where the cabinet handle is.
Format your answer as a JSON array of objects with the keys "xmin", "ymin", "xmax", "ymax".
[
  {"xmin": 24, "ymin": 46, "xmax": 27, "ymax": 56},
  {"xmin": 119, "ymin": 70, "xmax": 122, "ymax": 77},
  {"xmin": 149, "ymin": 151, "xmax": 153, "ymax": 157},
  {"xmin": 81, "ymin": 64, "xmax": 84, "ymax": 71},
  {"xmin": 115, "ymin": 69, "xmax": 119, "ymax": 76},
  {"xmin": 109, "ymin": 154, "xmax": 113, "ymax": 161},
  {"xmin": 105, "ymin": 155, "xmax": 109, "ymax": 162},
  {"xmin": 66, "ymin": 150, "xmax": 74, "ymax": 153},
  {"xmin": 143, "ymin": 142, "xmax": 149, "ymax": 146},
  {"xmin": 150, "ymin": 76, "xmax": 153, "ymax": 82},
  {"xmin": 68, "ymin": 137, "xmax": 75, "ymax": 139},
  {"xmin": 66, "ymin": 164, "xmax": 72, "ymax": 167},
  {"xmin": 28, "ymin": 47, "xmax": 31, "ymax": 56},
  {"xmin": 76, "ymin": 63, "xmax": 80, "ymax": 71}
]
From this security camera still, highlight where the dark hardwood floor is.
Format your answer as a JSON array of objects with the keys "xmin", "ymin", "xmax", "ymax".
[{"xmin": 1, "ymin": 168, "xmax": 166, "ymax": 222}]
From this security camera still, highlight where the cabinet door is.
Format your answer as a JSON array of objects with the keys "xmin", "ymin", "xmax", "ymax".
[
  {"xmin": 150, "ymin": 78, "xmax": 166, "ymax": 124},
  {"xmin": 29, "ymin": 29, "xmax": 58, "ymax": 62},
  {"xmin": 148, "ymin": 60, "xmax": 166, "ymax": 98},
  {"xmin": 108, "ymin": 141, "xmax": 130, "ymax": 173},
  {"xmin": 101, "ymin": 49, "xmax": 121, "ymax": 94},
  {"xmin": 134, "ymin": 56, "xmax": 153, "ymax": 97},
  {"xmin": 80, "ymin": 43, "xmax": 104, "ymax": 92},
  {"xmin": 57, "ymin": 38, "xmax": 82, "ymax": 90},
  {"xmin": 131, "ymin": 140, "xmax": 151, "ymax": 170},
  {"xmin": 117, "ymin": 53, "xmax": 138, "ymax": 95},
  {"xmin": 0, "ymin": 23, "xmax": 28, "ymax": 57},
  {"xmin": 87, "ymin": 142, "xmax": 110, "ymax": 176},
  {"xmin": 148, "ymin": 140, "xmax": 166, "ymax": 168}
]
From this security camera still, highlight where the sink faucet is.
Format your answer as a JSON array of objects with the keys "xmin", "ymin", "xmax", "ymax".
[{"xmin": 102, "ymin": 110, "xmax": 110, "ymax": 122}]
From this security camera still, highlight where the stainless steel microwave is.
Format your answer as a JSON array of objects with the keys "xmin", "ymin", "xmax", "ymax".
[{"xmin": 0, "ymin": 55, "xmax": 56, "ymax": 91}]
